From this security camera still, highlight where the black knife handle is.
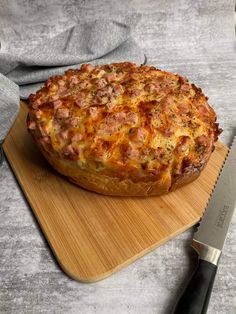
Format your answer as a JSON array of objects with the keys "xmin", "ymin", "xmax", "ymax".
[{"xmin": 172, "ymin": 259, "xmax": 217, "ymax": 314}]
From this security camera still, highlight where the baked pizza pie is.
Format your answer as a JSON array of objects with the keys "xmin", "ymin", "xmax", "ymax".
[{"xmin": 27, "ymin": 62, "xmax": 221, "ymax": 196}]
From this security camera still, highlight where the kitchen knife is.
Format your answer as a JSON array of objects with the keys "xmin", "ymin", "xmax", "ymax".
[{"xmin": 173, "ymin": 136, "xmax": 236, "ymax": 314}]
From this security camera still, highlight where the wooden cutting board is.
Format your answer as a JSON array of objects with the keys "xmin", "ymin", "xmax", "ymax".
[{"xmin": 3, "ymin": 102, "xmax": 228, "ymax": 282}]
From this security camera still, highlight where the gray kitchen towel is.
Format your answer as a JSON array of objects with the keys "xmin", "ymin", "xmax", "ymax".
[
  {"xmin": 0, "ymin": 73, "xmax": 19, "ymax": 141},
  {"xmin": 0, "ymin": 13, "xmax": 144, "ymax": 141}
]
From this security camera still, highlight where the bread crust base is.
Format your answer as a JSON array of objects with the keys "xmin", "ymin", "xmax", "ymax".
[
  {"xmin": 27, "ymin": 62, "xmax": 221, "ymax": 197},
  {"xmin": 38, "ymin": 141, "xmax": 206, "ymax": 196}
]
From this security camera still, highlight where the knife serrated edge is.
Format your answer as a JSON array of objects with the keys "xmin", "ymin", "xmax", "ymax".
[
  {"xmin": 192, "ymin": 136, "xmax": 236, "ymax": 265},
  {"xmin": 194, "ymin": 138, "xmax": 233, "ymax": 232}
]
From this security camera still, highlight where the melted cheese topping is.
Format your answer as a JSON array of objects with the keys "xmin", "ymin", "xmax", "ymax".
[{"xmin": 28, "ymin": 62, "xmax": 221, "ymax": 183}]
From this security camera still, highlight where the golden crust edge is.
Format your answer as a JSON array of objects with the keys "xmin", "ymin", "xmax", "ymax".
[{"xmin": 36, "ymin": 139, "xmax": 208, "ymax": 197}]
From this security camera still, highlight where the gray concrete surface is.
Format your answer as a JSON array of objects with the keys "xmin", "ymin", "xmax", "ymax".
[{"xmin": 0, "ymin": 1, "xmax": 235, "ymax": 313}]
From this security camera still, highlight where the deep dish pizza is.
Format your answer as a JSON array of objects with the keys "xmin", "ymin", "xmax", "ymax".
[{"xmin": 27, "ymin": 62, "xmax": 221, "ymax": 196}]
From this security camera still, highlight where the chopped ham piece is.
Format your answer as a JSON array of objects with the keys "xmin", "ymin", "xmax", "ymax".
[
  {"xmin": 126, "ymin": 112, "xmax": 138, "ymax": 124},
  {"xmin": 178, "ymin": 77, "xmax": 191, "ymax": 93},
  {"xmin": 106, "ymin": 102, "xmax": 115, "ymax": 110},
  {"xmin": 165, "ymin": 95, "xmax": 174, "ymax": 105},
  {"xmin": 38, "ymin": 125, "xmax": 50, "ymax": 137},
  {"xmin": 113, "ymin": 84, "xmax": 123, "ymax": 94},
  {"xmin": 178, "ymin": 103, "xmax": 189, "ymax": 113},
  {"xmin": 62, "ymin": 144, "xmax": 74, "ymax": 156},
  {"xmin": 198, "ymin": 105, "xmax": 208, "ymax": 116},
  {"xmin": 105, "ymin": 86, "xmax": 114, "ymax": 95},
  {"xmin": 59, "ymin": 130, "xmax": 69, "ymax": 140},
  {"xmin": 100, "ymin": 112, "xmax": 126, "ymax": 133},
  {"xmin": 58, "ymin": 79, "xmax": 66, "ymax": 87},
  {"xmin": 73, "ymin": 147, "xmax": 82, "ymax": 156},
  {"xmin": 89, "ymin": 106, "xmax": 99, "ymax": 118},
  {"xmin": 39, "ymin": 136, "xmax": 50, "ymax": 145},
  {"xmin": 126, "ymin": 147, "xmax": 137, "ymax": 159},
  {"xmin": 96, "ymin": 86, "xmax": 113, "ymax": 98},
  {"xmin": 196, "ymin": 135, "xmax": 208, "ymax": 146},
  {"xmin": 104, "ymin": 73, "xmax": 116, "ymax": 83},
  {"xmin": 81, "ymin": 64, "xmax": 94, "ymax": 72},
  {"xmin": 129, "ymin": 89, "xmax": 141, "ymax": 98},
  {"xmin": 43, "ymin": 136, "xmax": 50, "ymax": 143},
  {"xmin": 100, "ymin": 111, "xmax": 138, "ymax": 135},
  {"xmin": 95, "ymin": 90, "xmax": 104, "ymax": 98},
  {"xmin": 50, "ymin": 95, "xmax": 59, "ymax": 102},
  {"xmin": 31, "ymin": 98, "xmax": 42, "ymax": 109},
  {"xmin": 71, "ymin": 133, "xmax": 83, "ymax": 142},
  {"xmin": 162, "ymin": 127, "xmax": 174, "ymax": 137},
  {"xmin": 96, "ymin": 78, "xmax": 107, "ymax": 88},
  {"xmin": 120, "ymin": 143, "xmax": 139, "ymax": 159},
  {"xmin": 58, "ymin": 86, "xmax": 67, "ymax": 95},
  {"xmin": 115, "ymin": 112, "xmax": 127, "ymax": 123},
  {"xmin": 56, "ymin": 108, "xmax": 70, "ymax": 119},
  {"xmin": 28, "ymin": 121, "xmax": 36, "ymax": 130},
  {"xmin": 130, "ymin": 73, "xmax": 139, "ymax": 80},
  {"xmin": 45, "ymin": 80, "xmax": 58, "ymax": 92},
  {"xmin": 53, "ymin": 99, "xmax": 63, "ymax": 110},
  {"xmin": 175, "ymin": 136, "xmax": 190, "ymax": 154},
  {"xmin": 144, "ymin": 83, "xmax": 160, "ymax": 93},
  {"xmin": 70, "ymin": 76, "xmax": 79, "ymax": 85},
  {"xmin": 182, "ymin": 84, "xmax": 190, "ymax": 91},
  {"xmin": 129, "ymin": 127, "xmax": 147, "ymax": 142},
  {"xmin": 68, "ymin": 117, "xmax": 79, "ymax": 127},
  {"xmin": 45, "ymin": 80, "xmax": 52, "ymax": 88},
  {"xmin": 35, "ymin": 111, "xmax": 42, "ymax": 119},
  {"xmin": 32, "ymin": 109, "xmax": 42, "ymax": 119},
  {"xmin": 75, "ymin": 94, "xmax": 86, "ymax": 108},
  {"xmin": 79, "ymin": 81, "xmax": 89, "ymax": 89},
  {"xmin": 93, "ymin": 96, "xmax": 104, "ymax": 105}
]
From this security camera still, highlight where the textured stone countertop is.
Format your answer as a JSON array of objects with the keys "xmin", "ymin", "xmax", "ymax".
[{"xmin": 0, "ymin": 1, "xmax": 236, "ymax": 313}]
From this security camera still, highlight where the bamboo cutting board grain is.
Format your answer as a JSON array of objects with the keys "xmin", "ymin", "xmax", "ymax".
[{"xmin": 3, "ymin": 102, "xmax": 228, "ymax": 282}]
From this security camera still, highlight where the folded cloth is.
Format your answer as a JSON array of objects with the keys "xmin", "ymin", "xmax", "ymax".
[
  {"xmin": 0, "ymin": 13, "xmax": 144, "ymax": 142},
  {"xmin": 0, "ymin": 74, "xmax": 19, "ymax": 141}
]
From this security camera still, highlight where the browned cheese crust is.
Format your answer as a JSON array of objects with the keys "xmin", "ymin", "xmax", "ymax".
[{"xmin": 27, "ymin": 62, "xmax": 222, "ymax": 196}]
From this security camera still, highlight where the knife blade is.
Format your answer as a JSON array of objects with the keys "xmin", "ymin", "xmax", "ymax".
[{"xmin": 173, "ymin": 136, "xmax": 236, "ymax": 314}]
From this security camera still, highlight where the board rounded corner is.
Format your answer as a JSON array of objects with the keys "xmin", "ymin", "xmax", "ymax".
[{"xmin": 59, "ymin": 261, "xmax": 113, "ymax": 283}]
